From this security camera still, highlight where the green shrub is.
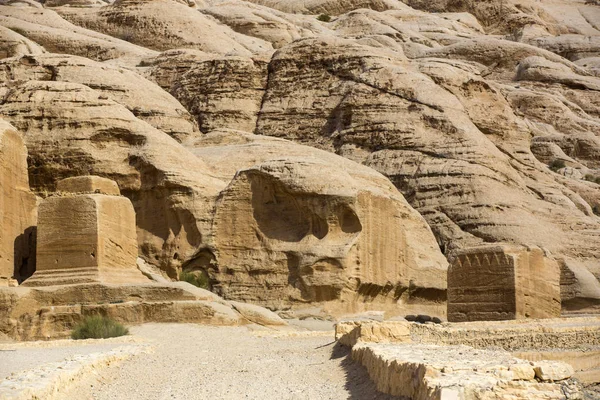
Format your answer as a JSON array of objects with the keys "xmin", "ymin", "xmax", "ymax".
[
  {"xmin": 549, "ymin": 159, "xmax": 566, "ymax": 172},
  {"xmin": 584, "ymin": 174, "xmax": 600, "ymax": 184},
  {"xmin": 317, "ymin": 14, "xmax": 331, "ymax": 22},
  {"xmin": 71, "ymin": 315, "xmax": 129, "ymax": 340},
  {"xmin": 179, "ymin": 270, "xmax": 210, "ymax": 289}
]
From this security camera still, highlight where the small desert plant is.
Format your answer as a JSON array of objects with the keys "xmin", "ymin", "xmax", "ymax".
[
  {"xmin": 179, "ymin": 270, "xmax": 210, "ymax": 289},
  {"xmin": 584, "ymin": 174, "xmax": 600, "ymax": 184},
  {"xmin": 71, "ymin": 315, "xmax": 129, "ymax": 340},
  {"xmin": 317, "ymin": 14, "xmax": 331, "ymax": 22},
  {"xmin": 115, "ymin": 29, "xmax": 136, "ymax": 43},
  {"xmin": 548, "ymin": 159, "xmax": 566, "ymax": 172}
]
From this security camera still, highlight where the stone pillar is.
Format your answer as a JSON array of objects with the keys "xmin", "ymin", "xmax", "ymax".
[
  {"xmin": 447, "ymin": 244, "xmax": 561, "ymax": 322},
  {"xmin": 23, "ymin": 176, "xmax": 148, "ymax": 286},
  {"xmin": 0, "ymin": 120, "xmax": 37, "ymax": 286}
]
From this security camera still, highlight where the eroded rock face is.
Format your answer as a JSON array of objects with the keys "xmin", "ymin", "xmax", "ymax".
[
  {"xmin": 202, "ymin": 2, "xmax": 330, "ymax": 48},
  {"xmin": 0, "ymin": 78, "xmax": 226, "ymax": 278},
  {"xmin": 0, "ymin": 0, "xmax": 599, "ymax": 315},
  {"xmin": 55, "ymin": 0, "xmax": 273, "ymax": 56},
  {"xmin": 0, "ymin": 54, "xmax": 199, "ymax": 142},
  {"xmin": 0, "ymin": 6, "xmax": 156, "ymax": 65},
  {"xmin": 185, "ymin": 130, "xmax": 448, "ymax": 310},
  {"xmin": 447, "ymin": 244, "xmax": 561, "ymax": 322},
  {"xmin": 255, "ymin": 34, "xmax": 600, "ymax": 311},
  {"xmin": 0, "ymin": 120, "xmax": 37, "ymax": 286},
  {"xmin": 146, "ymin": 50, "xmax": 269, "ymax": 133}
]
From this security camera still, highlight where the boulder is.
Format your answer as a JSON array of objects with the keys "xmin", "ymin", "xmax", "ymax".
[
  {"xmin": 533, "ymin": 361, "xmax": 575, "ymax": 381},
  {"xmin": 229, "ymin": 301, "xmax": 287, "ymax": 326}
]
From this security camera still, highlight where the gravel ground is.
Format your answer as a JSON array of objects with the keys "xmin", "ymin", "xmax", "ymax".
[
  {"xmin": 61, "ymin": 323, "xmax": 398, "ymax": 400},
  {"xmin": 0, "ymin": 341, "xmax": 129, "ymax": 380}
]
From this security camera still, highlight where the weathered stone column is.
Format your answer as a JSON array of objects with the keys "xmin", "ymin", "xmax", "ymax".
[
  {"xmin": 447, "ymin": 244, "xmax": 561, "ymax": 322},
  {"xmin": 23, "ymin": 176, "xmax": 148, "ymax": 286},
  {"xmin": 0, "ymin": 120, "xmax": 37, "ymax": 286}
]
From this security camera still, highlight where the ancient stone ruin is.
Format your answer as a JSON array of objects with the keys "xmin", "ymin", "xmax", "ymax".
[
  {"xmin": 0, "ymin": 120, "xmax": 37, "ymax": 287},
  {"xmin": 0, "ymin": 0, "xmax": 599, "ymax": 396},
  {"xmin": 23, "ymin": 175, "xmax": 147, "ymax": 286},
  {"xmin": 447, "ymin": 245, "xmax": 561, "ymax": 322}
]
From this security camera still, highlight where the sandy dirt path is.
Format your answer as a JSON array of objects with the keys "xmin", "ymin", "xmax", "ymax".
[{"xmin": 61, "ymin": 323, "xmax": 397, "ymax": 400}]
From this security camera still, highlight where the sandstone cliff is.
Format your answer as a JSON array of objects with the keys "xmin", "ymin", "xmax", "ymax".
[{"xmin": 0, "ymin": 0, "xmax": 599, "ymax": 313}]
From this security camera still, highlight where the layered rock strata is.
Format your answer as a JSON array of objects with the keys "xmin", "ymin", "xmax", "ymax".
[
  {"xmin": 0, "ymin": 120, "xmax": 37, "ymax": 286},
  {"xmin": 23, "ymin": 176, "xmax": 148, "ymax": 286},
  {"xmin": 447, "ymin": 244, "xmax": 561, "ymax": 322},
  {"xmin": 0, "ymin": 0, "xmax": 598, "ymax": 315},
  {"xmin": 187, "ymin": 130, "xmax": 449, "ymax": 311},
  {"xmin": 0, "ymin": 281, "xmax": 286, "ymax": 340}
]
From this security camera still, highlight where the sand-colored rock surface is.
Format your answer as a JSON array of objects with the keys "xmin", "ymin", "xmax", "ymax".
[
  {"xmin": 352, "ymin": 342, "xmax": 582, "ymax": 399},
  {"xmin": 0, "ymin": 0, "xmax": 599, "ymax": 316},
  {"xmin": 0, "ymin": 79, "xmax": 226, "ymax": 278},
  {"xmin": 24, "ymin": 176, "xmax": 147, "ymax": 286},
  {"xmin": 335, "ymin": 317, "xmax": 600, "ymax": 351},
  {"xmin": 188, "ymin": 130, "xmax": 448, "ymax": 311},
  {"xmin": 0, "ymin": 53, "xmax": 199, "ymax": 142},
  {"xmin": 55, "ymin": 0, "xmax": 273, "ymax": 56},
  {"xmin": 147, "ymin": 51, "xmax": 269, "ymax": 133},
  {"xmin": 336, "ymin": 317, "xmax": 600, "ymax": 397},
  {"xmin": 0, "ymin": 281, "xmax": 291, "ymax": 340},
  {"xmin": 56, "ymin": 175, "xmax": 120, "ymax": 196},
  {"xmin": 447, "ymin": 244, "xmax": 561, "ymax": 322},
  {"xmin": 0, "ymin": 72, "xmax": 447, "ymax": 310},
  {"xmin": 0, "ymin": 6, "xmax": 156, "ymax": 65},
  {"xmin": 254, "ymin": 33, "xmax": 600, "ymax": 311},
  {"xmin": 0, "ymin": 120, "xmax": 37, "ymax": 286}
]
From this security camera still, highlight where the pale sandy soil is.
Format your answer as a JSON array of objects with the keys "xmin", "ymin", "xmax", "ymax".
[
  {"xmin": 58, "ymin": 323, "xmax": 398, "ymax": 400},
  {"xmin": 0, "ymin": 336, "xmax": 142, "ymax": 380}
]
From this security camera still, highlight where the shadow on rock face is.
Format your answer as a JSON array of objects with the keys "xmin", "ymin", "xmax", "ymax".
[
  {"xmin": 330, "ymin": 342, "xmax": 400, "ymax": 400},
  {"xmin": 13, "ymin": 226, "xmax": 36, "ymax": 284}
]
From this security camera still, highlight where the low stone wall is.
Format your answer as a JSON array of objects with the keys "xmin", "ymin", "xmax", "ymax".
[
  {"xmin": 0, "ymin": 344, "xmax": 150, "ymax": 399},
  {"xmin": 336, "ymin": 318, "xmax": 600, "ymax": 398},
  {"xmin": 336, "ymin": 317, "xmax": 600, "ymax": 350},
  {"xmin": 514, "ymin": 349, "xmax": 600, "ymax": 384},
  {"xmin": 352, "ymin": 343, "xmax": 582, "ymax": 400}
]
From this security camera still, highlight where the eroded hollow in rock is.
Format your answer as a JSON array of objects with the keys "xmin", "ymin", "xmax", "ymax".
[{"xmin": 250, "ymin": 173, "xmax": 311, "ymax": 242}]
